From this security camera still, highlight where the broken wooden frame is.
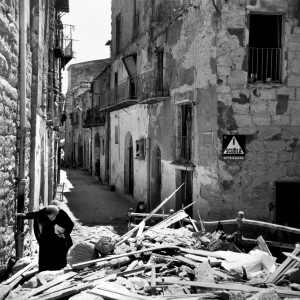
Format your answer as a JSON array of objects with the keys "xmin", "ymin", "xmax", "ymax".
[{"xmin": 128, "ymin": 210, "xmax": 300, "ymax": 250}]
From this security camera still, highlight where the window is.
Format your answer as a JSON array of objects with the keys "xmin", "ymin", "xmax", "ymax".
[
  {"xmin": 248, "ymin": 14, "xmax": 282, "ymax": 83},
  {"xmin": 115, "ymin": 125, "xmax": 119, "ymax": 144},
  {"xmin": 157, "ymin": 48, "xmax": 164, "ymax": 93},
  {"xmin": 116, "ymin": 13, "xmax": 121, "ymax": 54},
  {"xmin": 176, "ymin": 104, "xmax": 192, "ymax": 161},
  {"xmin": 136, "ymin": 139, "xmax": 145, "ymax": 160}
]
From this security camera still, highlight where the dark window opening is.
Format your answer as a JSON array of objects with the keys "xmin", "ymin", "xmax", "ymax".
[
  {"xmin": 116, "ymin": 13, "xmax": 121, "ymax": 54},
  {"xmin": 177, "ymin": 104, "xmax": 192, "ymax": 162},
  {"xmin": 248, "ymin": 14, "xmax": 282, "ymax": 83},
  {"xmin": 114, "ymin": 71, "xmax": 118, "ymax": 101},
  {"xmin": 157, "ymin": 49, "xmax": 164, "ymax": 92},
  {"xmin": 136, "ymin": 139, "xmax": 145, "ymax": 160}
]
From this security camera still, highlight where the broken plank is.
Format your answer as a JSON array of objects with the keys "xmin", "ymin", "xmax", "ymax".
[
  {"xmin": 212, "ymin": 269, "xmax": 235, "ymax": 280},
  {"xmin": 184, "ymin": 254, "xmax": 222, "ymax": 266},
  {"xmin": 174, "ymin": 255, "xmax": 199, "ymax": 267},
  {"xmin": 24, "ymin": 271, "xmax": 77, "ymax": 298},
  {"xmin": 202, "ymin": 219, "xmax": 300, "ymax": 235},
  {"xmin": 3, "ymin": 262, "xmax": 35, "ymax": 285},
  {"xmin": 88, "ymin": 285, "xmax": 153, "ymax": 300},
  {"xmin": 158, "ymin": 278, "xmax": 300, "ymax": 298},
  {"xmin": 283, "ymin": 252, "xmax": 300, "ymax": 263},
  {"xmin": 71, "ymin": 245, "xmax": 179, "ymax": 269},
  {"xmin": 267, "ymin": 247, "xmax": 300, "ymax": 283},
  {"xmin": 242, "ymin": 237, "xmax": 294, "ymax": 249},
  {"xmin": 257, "ymin": 235, "xmax": 272, "ymax": 256},
  {"xmin": 189, "ymin": 217, "xmax": 199, "ymax": 232},
  {"xmin": 179, "ymin": 247, "xmax": 223, "ymax": 259},
  {"xmin": 136, "ymin": 220, "xmax": 145, "ymax": 237},
  {"xmin": 151, "ymin": 264, "xmax": 156, "ymax": 296},
  {"xmin": 116, "ymin": 183, "xmax": 184, "ymax": 246},
  {"xmin": 32, "ymin": 282, "xmax": 93, "ymax": 300}
]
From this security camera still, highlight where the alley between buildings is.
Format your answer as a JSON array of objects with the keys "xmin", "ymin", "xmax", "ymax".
[{"xmin": 56, "ymin": 168, "xmax": 132, "ymax": 244}]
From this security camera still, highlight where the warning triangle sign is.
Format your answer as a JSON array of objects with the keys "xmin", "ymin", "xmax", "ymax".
[{"xmin": 223, "ymin": 136, "xmax": 244, "ymax": 155}]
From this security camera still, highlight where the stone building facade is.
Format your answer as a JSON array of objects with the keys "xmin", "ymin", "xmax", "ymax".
[
  {"xmin": 102, "ymin": 0, "xmax": 300, "ymax": 226},
  {"xmin": 65, "ymin": 59, "xmax": 110, "ymax": 176},
  {"xmin": 0, "ymin": 0, "xmax": 72, "ymax": 278}
]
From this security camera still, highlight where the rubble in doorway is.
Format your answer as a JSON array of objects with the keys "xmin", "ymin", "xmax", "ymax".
[{"xmin": 1, "ymin": 196, "xmax": 300, "ymax": 299}]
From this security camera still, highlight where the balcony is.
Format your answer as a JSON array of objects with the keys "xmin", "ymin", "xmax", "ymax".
[
  {"xmin": 175, "ymin": 135, "xmax": 192, "ymax": 163},
  {"xmin": 248, "ymin": 47, "xmax": 282, "ymax": 84},
  {"xmin": 99, "ymin": 69, "xmax": 170, "ymax": 111},
  {"xmin": 54, "ymin": 24, "xmax": 74, "ymax": 67},
  {"xmin": 83, "ymin": 108, "xmax": 105, "ymax": 127},
  {"xmin": 70, "ymin": 112, "xmax": 79, "ymax": 125}
]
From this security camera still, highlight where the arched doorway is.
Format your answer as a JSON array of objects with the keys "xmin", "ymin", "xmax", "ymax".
[
  {"xmin": 124, "ymin": 132, "xmax": 134, "ymax": 195},
  {"xmin": 94, "ymin": 133, "xmax": 100, "ymax": 177},
  {"xmin": 151, "ymin": 146, "xmax": 162, "ymax": 209}
]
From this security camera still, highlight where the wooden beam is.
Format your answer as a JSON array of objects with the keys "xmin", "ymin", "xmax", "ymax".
[
  {"xmin": 158, "ymin": 278, "xmax": 300, "ymax": 298},
  {"xmin": 24, "ymin": 271, "xmax": 77, "ymax": 298},
  {"xmin": 116, "ymin": 183, "xmax": 185, "ymax": 246},
  {"xmin": 257, "ymin": 235, "xmax": 272, "ymax": 256},
  {"xmin": 71, "ymin": 245, "xmax": 179, "ymax": 269},
  {"xmin": 3, "ymin": 262, "xmax": 35, "ymax": 285}
]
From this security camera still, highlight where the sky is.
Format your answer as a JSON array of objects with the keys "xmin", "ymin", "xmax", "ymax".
[{"xmin": 61, "ymin": 0, "xmax": 111, "ymax": 93}]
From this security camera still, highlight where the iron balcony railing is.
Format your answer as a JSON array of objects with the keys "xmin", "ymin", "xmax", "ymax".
[
  {"xmin": 176, "ymin": 135, "xmax": 192, "ymax": 162},
  {"xmin": 83, "ymin": 108, "xmax": 105, "ymax": 126},
  {"xmin": 99, "ymin": 68, "xmax": 170, "ymax": 109},
  {"xmin": 248, "ymin": 47, "xmax": 282, "ymax": 83}
]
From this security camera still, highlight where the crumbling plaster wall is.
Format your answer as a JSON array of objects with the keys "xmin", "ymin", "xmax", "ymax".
[
  {"xmin": 148, "ymin": 0, "xmax": 219, "ymax": 217},
  {"xmin": 110, "ymin": 104, "xmax": 148, "ymax": 203},
  {"xmin": 215, "ymin": 0, "xmax": 300, "ymax": 221}
]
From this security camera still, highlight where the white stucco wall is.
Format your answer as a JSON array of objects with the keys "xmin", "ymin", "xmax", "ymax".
[{"xmin": 110, "ymin": 104, "xmax": 149, "ymax": 203}]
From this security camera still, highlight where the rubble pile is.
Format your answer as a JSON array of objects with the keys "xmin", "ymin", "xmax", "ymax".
[{"xmin": 1, "ymin": 218, "xmax": 300, "ymax": 300}]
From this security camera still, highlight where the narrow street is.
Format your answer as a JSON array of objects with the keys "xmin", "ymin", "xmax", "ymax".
[{"xmin": 56, "ymin": 168, "xmax": 133, "ymax": 244}]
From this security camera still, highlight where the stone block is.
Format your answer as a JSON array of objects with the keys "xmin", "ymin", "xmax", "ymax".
[
  {"xmin": 237, "ymin": 125, "xmax": 257, "ymax": 135},
  {"xmin": 253, "ymin": 114, "xmax": 271, "ymax": 126},
  {"xmin": 217, "ymin": 85, "xmax": 230, "ymax": 94},
  {"xmin": 287, "ymin": 164, "xmax": 300, "ymax": 177},
  {"xmin": 247, "ymin": 288, "xmax": 280, "ymax": 300},
  {"xmin": 228, "ymin": 70, "xmax": 247, "ymax": 86},
  {"xmin": 268, "ymin": 100, "xmax": 277, "ymax": 114},
  {"xmin": 271, "ymin": 115, "xmax": 291, "ymax": 126},
  {"xmin": 288, "ymin": 50, "xmax": 300, "ymax": 61},
  {"xmin": 278, "ymin": 151, "xmax": 293, "ymax": 162},
  {"xmin": 277, "ymin": 86, "xmax": 296, "ymax": 99},
  {"xmin": 217, "ymin": 66, "xmax": 231, "ymax": 76},
  {"xmin": 251, "ymin": 101, "xmax": 268, "ymax": 114},
  {"xmin": 291, "ymin": 60, "xmax": 300, "ymax": 74},
  {"xmin": 288, "ymin": 42, "xmax": 300, "ymax": 51},
  {"xmin": 246, "ymin": 140, "xmax": 265, "ymax": 152},
  {"xmin": 291, "ymin": 114, "xmax": 300, "ymax": 126},
  {"xmin": 218, "ymin": 93, "xmax": 232, "ymax": 105},
  {"xmin": 260, "ymin": 89, "xmax": 276, "ymax": 100},
  {"xmin": 232, "ymin": 102, "xmax": 250, "ymax": 114},
  {"xmin": 67, "ymin": 241, "xmax": 98, "ymax": 266},
  {"xmin": 287, "ymin": 75, "xmax": 300, "ymax": 87},
  {"xmin": 217, "ymin": 55, "xmax": 231, "ymax": 67},
  {"xmin": 234, "ymin": 114, "xmax": 252, "ymax": 127},
  {"xmin": 287, "ymin": 101, "xmax": 300, "ymax": 115},
  {"xmin": 265, "ymin": 140, "xmax": 286, "ymax": 152},
  {"xmin": 289, "ymin": 33, "xmax": 300, "ymax": 43},
  {"xmin": 296, "ymin": 88, "xmax": 300, "ymax": 101}
]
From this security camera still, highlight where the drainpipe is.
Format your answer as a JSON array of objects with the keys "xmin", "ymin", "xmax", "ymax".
[
  {"xmin": 15, "ymin": 0, "xmax": 26, "ymax": 258},
  {"xmin": 147, "ymin": 108, "xmax": 151, "ymax": 209}
]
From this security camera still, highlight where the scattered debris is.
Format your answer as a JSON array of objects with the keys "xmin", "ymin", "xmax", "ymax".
[{"xmin": 1, "ymin": 189, "xmax": 300, "ymax": 299}]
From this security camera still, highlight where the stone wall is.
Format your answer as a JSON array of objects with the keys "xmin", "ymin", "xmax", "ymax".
[{"xmin": 0, "ymin": 1, "xmax": 32, "ymax": 278}]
